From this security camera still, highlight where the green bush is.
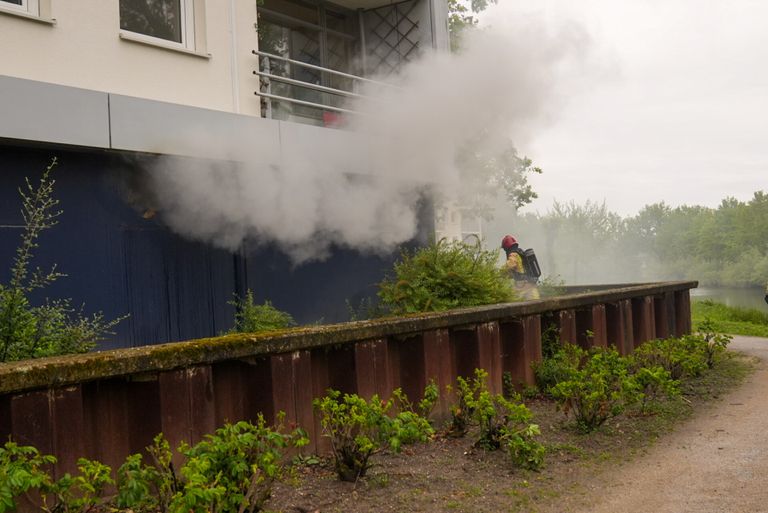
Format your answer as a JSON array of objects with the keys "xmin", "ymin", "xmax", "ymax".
[
  {"xmin": 0, "ymin": 159, "xmax": 125, "ymax": 363},
  {"xmin": 1, "ymin": 416, "xmax": 306, "ymax": 513},
  {"xmin": 630, "ymin": 365, "xmax": 680, "ymax": 414},
  {"xmin": 0, "ymin": 441, "xmax": 55, "ymax": 513},
  {"xmin": 549, "ymin": 346, "xmax": 641, "ymax": 432},
  {"xmin": 116, "ymin": 434, "xmax": 177, "ymax": 513},
  {"xmin": 697, "ymin": 319, "xmax": 732, "ymax": 368},
  {"xmin": 314, "ymin": 386, "xmax": 436, "ymax": 482},
  {"xmin": 49, "ymin": 458, "xmax": 114, "ymax": 513},
  {"xmin": 228, "ymin": 290, "xmax": 295, "ymax": 334},
  {"xmin": 632, "ymin": 336, "xmax": 708, "ymax": 380},
  {"xmin": 448, "ymin": 369, "xmax": 545, "ymax": 470},
  {"xmin": 175, "ymin": 416, "xmax": 307, "ymax": 513},
  {"xmin": 532, "ymin": 344, "xmax": 579, "ymax": 399},
  {"xmin": 378, "ymin": 239, "xmax": 518, "ymax": 315}
]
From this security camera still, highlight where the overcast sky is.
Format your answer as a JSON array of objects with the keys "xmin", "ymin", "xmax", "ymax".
[{"xmin": 480, "ymin": 0, "xmax": 768, "ymax": 217}]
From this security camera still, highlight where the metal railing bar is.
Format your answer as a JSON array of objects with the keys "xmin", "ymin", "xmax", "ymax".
[
  {"xmin": 254, "ymin": 91, "xmax": 360, "ymax": 114},
  {"xmin": 253, "ymin": 70, "xmax": 369, "ymax": 99},
  {"xmin": 252, "ymin": 50, "xmax": 400, "ymax": 89}
]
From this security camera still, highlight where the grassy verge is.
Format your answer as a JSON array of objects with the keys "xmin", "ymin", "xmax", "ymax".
[{"xmin": 692, "ymin": 299, "xmax": 768, "ymax": 337}]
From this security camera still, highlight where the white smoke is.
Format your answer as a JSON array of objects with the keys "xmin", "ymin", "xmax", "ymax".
[{"xmin": 141, "ymin": 7, "xmax": 590, "ymax": 263}]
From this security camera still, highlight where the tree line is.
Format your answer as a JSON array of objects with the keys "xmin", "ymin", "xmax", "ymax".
[{"xmin": 491, "ymin": 191, "xmax": 768, "ymax": 288}]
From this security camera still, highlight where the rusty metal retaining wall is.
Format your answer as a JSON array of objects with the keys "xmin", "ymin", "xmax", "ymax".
[{"xmin": 0, "ymin": 281, "xmax": 696, "ymax": 477}]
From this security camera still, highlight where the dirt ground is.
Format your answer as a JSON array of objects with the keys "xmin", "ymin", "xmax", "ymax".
[{"xmin": 266, "ymin": 336, "xmax": 764, "ymax": 513}]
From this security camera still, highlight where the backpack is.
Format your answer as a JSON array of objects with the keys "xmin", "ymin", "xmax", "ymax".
[{"xmin": 522, "ymin": 248, "xmax": 541, "ymax": 280}]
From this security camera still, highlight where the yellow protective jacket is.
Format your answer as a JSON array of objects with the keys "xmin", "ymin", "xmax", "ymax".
[{"xmin": 506, "ymin": 251, "xmax": 526, "ymax": 280}]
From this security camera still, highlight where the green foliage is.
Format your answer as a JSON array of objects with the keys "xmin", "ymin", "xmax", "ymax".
[
  {"xmin": 447, "ymin": 0, "xmax": 496, "ymax": 50},
  {"xmin": 447, "ymin": 369, "xmax": 545, "ymax": 470},
  {"xmin": 228, "ymin": 290, "xmax": 295, "ymax": 334},
  {"xmin": 533, "ymin": 343, "xmax": 579, "ymax": 399},
  {"xmin": 49, "ymin": 458, "xmax": 114, "ymax": 513},
  {"xmin": 692, "ymin": 299, "xmax": 768, "ymax": 337},
  {"xmin": 314, "ymin": 387, "xmax": 435, "ymax": 482},
  {"xmin": 630, "ymin": 365, "xmax": 680, "ymax": 414},
  {"xmin": 2, "ymin": 417, "xmax": 304, "ymax": 513},
  {"xmin": 116, "ymin": 453, "xmax": 164, "ymax": 512},
  {"xmin": 633, "ymin": 336, "xmax": 708, "ymax": 380},
  {"xmin": 549, "ymin": 346, "xmax": 641, "ymax": 433},
  {"xmin": 0, "ymin": 158, "xmax": 124, "ymax": 363},
  {"xmin": 0, "ymin": 441, "xmax": 56, "ymax": 513},
  {"xmin": 455, "ymin": 140, "xmax": 543, "ymax": 219},
  {"xmin": 345, "ymin": 297, "xmax": 386, "ymax": 322},
  {"xmin": 503, "ymin": 423, "xmax": 546, "ymax": 471},
  {"xmin": 378, "ymin": 239, "xmax": 518, "ymax": 315},
  {"xmin": 697, "ymin": 319, "xmax": 732, "ymax": 368},
  {"xmin": 176, "ymin": 416, "xmax": 308, "ymax": 513}
]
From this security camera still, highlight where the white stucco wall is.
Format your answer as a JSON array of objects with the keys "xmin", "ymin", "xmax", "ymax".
[{"xmin": 0, "ymin": 0, "xmax": 261, "ymax": 116}]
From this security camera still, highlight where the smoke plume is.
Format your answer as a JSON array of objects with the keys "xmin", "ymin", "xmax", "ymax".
[{"xmin": 140, "ymin": 8, "xmax": 589, "ymax": 262}]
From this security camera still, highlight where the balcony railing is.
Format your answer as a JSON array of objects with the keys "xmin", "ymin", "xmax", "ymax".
[{"xmin": 252, "ymin": 49, "xmax": 396, "ymax": 124}]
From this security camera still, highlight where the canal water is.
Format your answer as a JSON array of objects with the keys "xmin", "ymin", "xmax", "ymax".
[{"xmin": 690, "ymin": 286, "xmax": 767, "ymax": 310}]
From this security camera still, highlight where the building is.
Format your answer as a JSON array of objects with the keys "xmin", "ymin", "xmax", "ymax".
[{"xmin": 0, "ymin": 0, "xmax": 449, "ymax": 349}]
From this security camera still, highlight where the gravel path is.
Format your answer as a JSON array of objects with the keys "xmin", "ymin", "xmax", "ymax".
[{"xmin": 575, "ymin": 336, "xmax": 768, "ymax": 513}]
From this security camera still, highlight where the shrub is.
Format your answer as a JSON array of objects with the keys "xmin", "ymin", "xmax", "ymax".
[
  {"xmin": 447, "ymin": 370, "xmax": 484, "ymax": 438},
  {"xmin": 448, "ymin": 369, "xmax": 545, "ymax": 470},
  {"xmin": 2, "ymin": 417, "xmax": 304, "ymax": 513},
  {"xmin": 0, "ymin": 441, "xmax": 55, "ymax": 513},
  {"xmin": 533, "ymin": 344, "xmax": 580, "ymax": 399},
  {"xmin": 116, "ymin": 434, "xmax": 178, "ymax": 513},
  {"xmin": 378, "ymin": 238, "xmax": 518, "ymax": 314},
  {"xmin": 176, "ymin": 416, "xmax": 307, "ymax": 513},
  {"xmin": 630, "ymin": 365, "xmax": 680, "ymax": 414},
  {"xmin": 549, "ymin": 346, "xmax": 641, "ymax": 432},
  {"xmin": 314, "ymin": 387, "xmax": 435, "ymax": 482},
  {"xmin": 502, "ymin": 423, "xmax": 546, "ymax": 471},
  {"xmin": 697, "ymin": 318, "xmax": 732, "ymax": 368},
  {"xmin": 49, "ymin": 458, "xmax": 114, "ymax": 513},
  {"xmin": 228, "ymin": 290, "xmax": 295, "ymax": 334},
  {"xmin": 632, "ymin": 336, "xmax": 708, "ymax": 380},
  {"xmin": 0, "ymin": 158, "xmax": 124, "ymax": 363}
]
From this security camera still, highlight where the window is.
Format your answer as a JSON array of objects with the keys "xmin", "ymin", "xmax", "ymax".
[
  {"xmin": 120, "ymin": 0, "xmax": 196, "ymax": 50},
  {"xmin": 257, "ymin": 0, "xmax": 359, "ymax": 122},
  {"xmin": 0, "ymin": 0, "xmax": 40, "ymax": 17}
]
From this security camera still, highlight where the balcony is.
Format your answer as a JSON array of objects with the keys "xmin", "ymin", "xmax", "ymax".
[{"xmin": 254, "ymin": 0, "xmax": 447, "ymax": 126}]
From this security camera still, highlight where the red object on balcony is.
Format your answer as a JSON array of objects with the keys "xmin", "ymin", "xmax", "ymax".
[{"xmin": 323, "ymin": 111, "xmax": 344, "ymax": 127}]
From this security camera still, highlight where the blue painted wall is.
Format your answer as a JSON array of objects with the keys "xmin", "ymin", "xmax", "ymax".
[{"xmin": 0, "ymin": 144, "xmax": 431, "ymax": 349}]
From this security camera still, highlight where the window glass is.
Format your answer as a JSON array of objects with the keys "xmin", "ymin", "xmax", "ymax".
[
  {"xmin": 257, "ymin": 0, "xmax": 360, "ymax": 124},
  {"xmin": 120, "ymin": 0, "xmax": 183, "ymax": 44},
  {"xmin": 1, "ymin": 0, "xmax": 24, "ymax": 5},
  {"xmin": 258, "ymin": 18, "xmax": 323, "ymax": 121}
]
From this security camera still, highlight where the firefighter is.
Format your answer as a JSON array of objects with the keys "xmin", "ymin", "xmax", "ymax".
[{"xmin": 501, "ymin": 235, "xmax": 540, "ymax": 300}]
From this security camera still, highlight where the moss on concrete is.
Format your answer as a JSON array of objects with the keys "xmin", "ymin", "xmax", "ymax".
[{"xmin": 0, "ymin": 281, "xmax": 696, "ymax": 394}]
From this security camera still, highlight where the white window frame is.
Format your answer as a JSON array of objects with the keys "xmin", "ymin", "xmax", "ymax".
[
  {"xmin": 0, "ymin": 0, "xmax": 40, "ymax": 17},
  {"xmin": 119, "ymin": 0, "xmax": 201, "ymax": 53}
]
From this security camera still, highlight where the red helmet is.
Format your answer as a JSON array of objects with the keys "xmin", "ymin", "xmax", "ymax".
[{"xmin": 501, "ymin": 235, "xmax": 517, "ymax": 250}]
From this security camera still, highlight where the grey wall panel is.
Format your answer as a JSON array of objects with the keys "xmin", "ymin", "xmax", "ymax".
[
  {"xmin": 108, "ymin": 94, "xmax": 283, "ymax": 163},
  {"xmin": 0, "ymin": 75, "xmax": 110, "ymax": 148},
  {"xmin": 277, "ymin": 120, "xmax": 370, "ymax": 175}
]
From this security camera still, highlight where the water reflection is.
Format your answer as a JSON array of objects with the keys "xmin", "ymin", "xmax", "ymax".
[{"xmin": 691, "ymin": 287, "xmax": 766, "ymax": 310}]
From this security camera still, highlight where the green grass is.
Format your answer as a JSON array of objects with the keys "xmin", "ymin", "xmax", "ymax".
[{"xmin": 692, "ymin": 299, "xmax": 768, "ymax": 337}]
